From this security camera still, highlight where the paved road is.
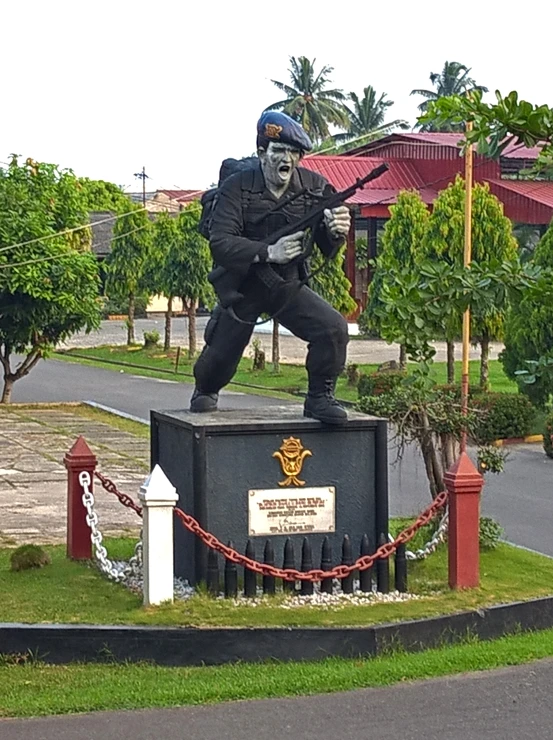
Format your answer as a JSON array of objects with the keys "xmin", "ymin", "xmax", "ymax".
[
  {"xmin": 2, "ymin": 659, "xmax": 553, "ymax": 739},
  {"xmin": 12, "ymin": 357, "xmax": 283, "ymax": 415},
  {"xmin": 11, "ymin": 357, "xmax": 553, "ymax": 557}
]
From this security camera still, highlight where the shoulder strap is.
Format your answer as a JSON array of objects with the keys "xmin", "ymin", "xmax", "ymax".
[
  {"xmin": 240, "ymin": 167, "xmax": 257, "ymax": 220},
  {"xmin": 241, "ymin": 167, "xmax": 256, "ymax": 193}
]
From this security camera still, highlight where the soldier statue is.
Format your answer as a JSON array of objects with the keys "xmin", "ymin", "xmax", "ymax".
[{"xmin": 190, "ymin": 111, "xmax": 352, "ymax": 425}]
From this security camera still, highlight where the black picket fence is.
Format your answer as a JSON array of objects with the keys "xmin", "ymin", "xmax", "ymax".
[{"xmin": 205, "ymin": 535, "xmax": 408, "ymax": 599}]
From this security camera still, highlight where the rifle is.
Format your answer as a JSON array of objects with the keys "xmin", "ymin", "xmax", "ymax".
[{"xmin": 209, "ymin": 162, "xmax": 389, "ymax": 310}]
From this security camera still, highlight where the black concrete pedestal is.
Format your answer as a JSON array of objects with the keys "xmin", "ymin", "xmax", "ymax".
[{"xmin": 151, "ymin": 405, "xmax": 388, "ymax": 585}]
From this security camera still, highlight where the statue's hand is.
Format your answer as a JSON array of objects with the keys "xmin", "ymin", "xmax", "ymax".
[
  {"xmin": 267, "ymin": 231, "xmax": 305, "ymax": 264},
  {"xmin": 324, "ymin": 206, "xmax": 351, "ymax": 238}
]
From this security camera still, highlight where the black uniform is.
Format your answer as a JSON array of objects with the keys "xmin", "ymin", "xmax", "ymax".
[{"xmin": 193, "ymin": 162, "xmax": 349, "ymax": 395}]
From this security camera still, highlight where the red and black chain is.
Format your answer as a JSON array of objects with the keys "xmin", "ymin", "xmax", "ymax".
[
  {"xmin": 93, "ymin": 469, "xmax": 447, "ymax": 582},
  {"xmin": 174, "ymin": 491, "xmax": 447, "ymax": 582},
  {"xmin": 94, "ymin": 471, "xmax": 143, "ymax": 517}
]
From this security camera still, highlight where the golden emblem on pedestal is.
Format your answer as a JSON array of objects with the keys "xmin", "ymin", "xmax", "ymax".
[{"xmin": 273, "ymin": 437, "xmax": 312, "ymax": 487}]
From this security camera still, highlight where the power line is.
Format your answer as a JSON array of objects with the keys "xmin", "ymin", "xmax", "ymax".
[
  {"xmin": 0, "ymin": 186, "xmax": 208, "ymax": 257},
  {"xmin": 0, "ymin": 208, "xmax": 145, "ymax": 256},
  {"xmin": 0, "ymin": 225, "xmax": 150, "ymax": 271}
]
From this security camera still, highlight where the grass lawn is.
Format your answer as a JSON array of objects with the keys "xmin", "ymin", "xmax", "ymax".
[
  {"xmin": 56, "ymin": 345, "xmax": 521, "ymax": 404},
  {"xmin": 56, "ymin": 346, "xmax": 545, "ymax": 435},
  {"xmin": 2, "ymin": 535, "xmax": 553, "ymax": 717},
  {"xmin": 2, "ymin": 628, "xmax": 553, "ymax": 717},
  {"xmin": 1, "ymin": 538, "xmax": 552, "ymax": 629}
]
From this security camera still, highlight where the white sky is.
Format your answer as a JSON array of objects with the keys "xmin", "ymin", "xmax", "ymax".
[{"xmin": 2, "ymin": 0, "xmax": 551, "ymax": 193}]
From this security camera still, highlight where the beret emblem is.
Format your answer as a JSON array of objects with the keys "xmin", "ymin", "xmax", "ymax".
[{"xmin": 264, "ymin": 123, "xmax": 283, "ymax": 139}]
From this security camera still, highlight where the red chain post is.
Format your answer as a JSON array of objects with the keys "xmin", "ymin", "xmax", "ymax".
[
  {"xmin": 64, "ymin": 436, "xmax": 97, "ymax": 560},
  {"xmin": 444, "ymin": 451, "xmax": 483, "ymax": 589}
]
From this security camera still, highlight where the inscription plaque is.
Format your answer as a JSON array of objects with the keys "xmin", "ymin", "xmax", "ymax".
[{"xmin": 248, "ymin": 486, "xmax": 335, "ymax": 536}]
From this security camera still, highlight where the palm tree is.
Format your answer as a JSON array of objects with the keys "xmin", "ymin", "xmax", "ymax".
[
  {"xmin": 265, "ymin": 56, "xmax": 349, "ymax": 143},
  {"xmin": 411, "ymin": 61, "xmax": 488, "ymax": 131},
  {"xmin": 334, "ymin": 86, "xmax": 409, "ymax": 146}
]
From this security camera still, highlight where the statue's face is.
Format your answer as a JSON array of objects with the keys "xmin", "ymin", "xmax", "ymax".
[{"xmin": 258, "ymin": 142, "xmax": 301, "ymax": 191}]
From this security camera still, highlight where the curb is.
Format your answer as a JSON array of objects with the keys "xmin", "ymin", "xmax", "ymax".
[
  {"xmin": 1, "ymin": 596, "xmax": 553, "ymax": 667},
  {"xmin": 494, "ymin": 434, "xmax": 543, "ymax": 447}
]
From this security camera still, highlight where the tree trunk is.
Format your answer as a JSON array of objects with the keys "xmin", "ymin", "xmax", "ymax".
[
  {"xmin": 164, "ymin": 296, "xmax": 173, "ymax": 352},
  {"xmin": 0, "ymin": 347, "xmax": 41, "ymax": 404},
  {"xmin": 127, "ymin": 293, "xmax": 136, "ymax": 345},
  {"xmin": 399, "ymin": 344, "xmax": 407, "ymax": 370},
  {"xmin": 440, "ymin": 432, "xmax": 457, "ymax": 472},
  {"xmin": 447, "ymin": 340, "xmax": 455, "ymax": 384},
  {"xmin": 1, "ymin": 376, "xmax": 14, "ymax": 404},
  {"xmin": 480, "ymin": 333, "xmax": 490, "ymax": 391},
  {"xmin": 420, "ymin": 411, "xmax": 445, "ymax": 498},
  {"xmin": 272, "ymin": 320, "xmax": 280, "ymax": 374},
  {"xmin": 188, "ymin": 301, "xmax": 197, "ymax": 359}
]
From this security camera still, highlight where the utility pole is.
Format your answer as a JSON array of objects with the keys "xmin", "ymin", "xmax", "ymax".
[
  {"xmin": 134, "ymin": 166, "xmax": 150, "ymax": 208},
  {"xmin": 460, "ymin": 120, "xmax": 473, "ymax": 453}
]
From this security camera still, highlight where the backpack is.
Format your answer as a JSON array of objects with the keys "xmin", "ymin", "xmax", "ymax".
[{"xmin": 198, "ymin": 156, "xmax": 258, "ymax": 239}]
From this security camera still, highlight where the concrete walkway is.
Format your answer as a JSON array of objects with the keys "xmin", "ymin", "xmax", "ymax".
[{"xmin": 0, "ymin": 406, "xmax": 145, "ymax": 545}]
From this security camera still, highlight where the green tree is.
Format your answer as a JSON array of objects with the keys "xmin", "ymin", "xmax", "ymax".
[
  {"xmin": 146, "ymin": 213, "xmax": 181, "ymax": 351},
  {"xmin": 172, "ymin": 202, "xmax": 215, "ymax": 358},
  {"xmin": 366, "ymin": 257, "xmax": 530, "ymax": 495},
  {"xmin": 0, "ymin": 157, "xmax": 101, "ymax": 403},
  {"xmin": 471, "ymin": 184, "xmax": 519, "ymax": 387},
  {"xmin": 78, "ymin": 178, "xmax": 132, "ymax": 213},
  {"xmin": 501, "ymin": 219, "xmax": 553, "ymax": 406},
  {"xmin": 361, "ymin": 190, "xmax": 430, "ymax": 367},
  {"xmin": 411, "ymin": 61, "xmax": 488, "ymax": 131},
  {"xmin": 334, "ymin": 86, "xmax": 408, "ymax": 147},
  {"xmin": 265, "ymin": 56, "xmax": 349, "ymax": 143},
  {"xmin": 419, "ymin": 90, "xmax": 553, "ymax": 173},
  {"xmin": 423, "ymin": 177, "xmax": 517, "ymax": 387},
  {"xmin": 104, "ymin": 208, "xmax": 152, "ymax": 345},
  {"xmin": 310, "ymin": 245, "xmax": 356, "ymax": 315}
]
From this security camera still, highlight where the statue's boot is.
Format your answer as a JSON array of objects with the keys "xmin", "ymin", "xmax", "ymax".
[
  {"xmin": 303, "ymin": 377, "xmax": 348, "ymax": 425},
  {"xmin": 190, "ymin": 388, "xmax": 219, "ymax": 413}
]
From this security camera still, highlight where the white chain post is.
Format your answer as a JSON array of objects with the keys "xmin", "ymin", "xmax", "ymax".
[
  {"xmin": 138, "ymin": 465, "xmax": 179, "ymax": 606},
  {"xmin": 79, "ymin": 470, "xmax": 142, "ymax": 582}
]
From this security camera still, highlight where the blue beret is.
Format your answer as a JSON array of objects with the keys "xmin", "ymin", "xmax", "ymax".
[{"xmin": 256, "ymin": 111, "xmax": 313, "ymax": 152}]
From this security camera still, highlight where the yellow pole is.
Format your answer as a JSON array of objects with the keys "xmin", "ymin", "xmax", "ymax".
[{"xmin": 461, "ymin": 120, "xmax": 473, "ymax": 453}]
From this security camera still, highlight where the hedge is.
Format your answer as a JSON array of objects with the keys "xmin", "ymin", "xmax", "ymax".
[
  {"xmin": 471, "ymin": 393, "xmax": 535, "ymax": 444},
  {"xmin": 358, "ymin": 370, "xmax": 407, "ymax": 398}
]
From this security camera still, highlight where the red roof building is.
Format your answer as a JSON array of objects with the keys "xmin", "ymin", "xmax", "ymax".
[{"xmin": 303, "ymin": 132, "xmax": 553, "ymax": 313}]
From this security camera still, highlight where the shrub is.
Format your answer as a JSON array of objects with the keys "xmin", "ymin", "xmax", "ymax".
[
  {"xmin": 543, "ymin": 411, "xmax": 553, "ymax": 459},
  {"xmin": 471, "ymin": 393, "xmax": 535, "ymax": 444},
  {"xmin": 10, "ymin": 545, "xmax": 51, "ymax": 572},
  {"xmin": 479, "ymin": 516, "xmax": 503, "ymax": 550},
  {"xmin": 143, "ymin": 330, "xmax": 160, "ymax": 349},
  {"xmin": 358, "ymin": 370, "xmax": 407, "ymax": 398}
]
